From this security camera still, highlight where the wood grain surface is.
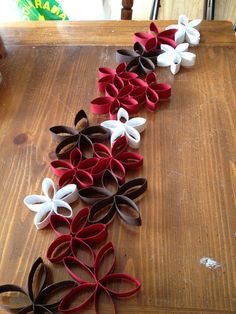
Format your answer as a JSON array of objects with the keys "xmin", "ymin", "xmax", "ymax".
[
  {"xmin": 0, "ymin": 22, "xmax": 236, "ymax": 313},
  {"xmin": 0, "ymin": 20, "xmax": 235, "ymax": 46}
]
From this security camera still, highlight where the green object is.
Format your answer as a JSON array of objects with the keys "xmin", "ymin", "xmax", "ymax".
[{"xmin": 17, "ymin": 0, "xmax": 69, "ymax": 21}]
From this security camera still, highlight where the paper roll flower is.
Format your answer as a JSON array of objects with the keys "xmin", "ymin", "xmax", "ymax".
[
  {"xmin": 79, "ymin": 170, "xmax": 147, "ymax": 226},
  {"xmin": 98, "ymin": 62, "xmax": 138, "ymax": 92},
  {"xmin": 47, "ymin": 207, "xmax": 107, "ymax": 267},
  {"xmin": 0, "ymin": 257, "xmax": 75, "ymax": 314},
  {"xmin": 157, "ymin": 43, "xmax": 196, "ymax": 75},
  {"xmin": 50, "ymin": 109, "xmax": 110, "ymax": 159},
  {"xmin": 92, "ymin": 136, "xmax": 143, "ymax": 183},
  {"xmin": 129, "ymin": 72, "xmax": 171, "ymax": 111},
  {"xmin": 24, "ymin": 178, "xmax": 79, "ymax": 230},
  {"xmin": 51, "ymin": 148, "xmax": 97, "ymax": 188},
  {"xmin": 91, "ymin": 83, "xmax": 139, "ymax": 119},
  {"xmin": 101, "ymin": 108, "xmax": 146, "ymax": 149},
  {"xmin": 59, "ymin": 242, "xmax": 141, "ymax": 313},
  {"xmin": 166, "ymin": 14, "xmax": 202, "ymax": 45},
  {"xmin": 134, "ymin": 22, "xmax": 177, "ymax": 51},
  {"xmin": 116, "ymin": 42, "xmax": 162, "ymax": 75}
]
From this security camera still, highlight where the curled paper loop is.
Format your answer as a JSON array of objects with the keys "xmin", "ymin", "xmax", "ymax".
[
  {"xmin": 101, "ymin": 108, "xmax": 146, "ymax": 149},
  {"xmin": 116, "ymin": 42, "xmax": 162, "ymax": 75},
  {"xmin": 79, "ymin": 170, "xmax": 147, "ymax": 226},
  {"xmin": 130, "ymin": 72, "xmax": 171, "ymax": 111},
  {"xmin": 157, "ymin": 43, "xmax": 196, "ymax": 75},
  {"xmin": 92, "ymin": 136, "xmax": 143, "ymax": 182},
  {"xmin": 91, "ymin": 83, "xmax": 139, "ymax": 119},
  {"xmin": 98, "ymin": 62, "xmax": 138, "ymax": 92},
  {"xmin": 51, "ymin": 147, "xmax": 97, "ymax": 188},
  {"xmin": 134, "ymin": 22, "xmax": 177, "ymax": 51},
  {"xmin": 59, "ymin": 242, "xmax": 141, "ymax": 313},
  {"xmin": 47, "ymin": 207, "xmax": 107, "ymax": 266},
  {"xmin": 166, "ymin": 14, "xmax": 202, "ymax": 45},
  {"xmin": 24, "ymin": 178, "xmax": 79, "ymax": 230},
  {"xmin": 0, "ymin": 257, "xmax": 76, "ymax": 314},
  {"xmin": 50, "ymin": 110, "xmax": 110, "ymax": 159}
]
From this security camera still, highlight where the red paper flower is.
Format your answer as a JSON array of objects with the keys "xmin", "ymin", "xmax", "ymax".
[
  {"xmin": 98, "ymin": 62, "xmax": 138, "ymax": 93},
  {"xmin": 134, "ymin": 22, "xmax": 177, "ymax": 51},
  {"xmin": 47, "ymin": 207, "xmax": 107, "ymax": 267},
  {"xmin": 59, "ymin": 242, "xmax": 141, "ymax": 313},
  {"xmin": 130, "ymin": 72, "xmax": 171, "ymax": 111},
  {"xmin": 51, "ymin": 147, "xmax": 97, "ymax": 188},
  {"xmin": 91, "ymin": 83, "xmax": 139, "ymax": 119},
  {"xmin": 92, "ymin": 136, "xmax": 143, "ymax": 183}
]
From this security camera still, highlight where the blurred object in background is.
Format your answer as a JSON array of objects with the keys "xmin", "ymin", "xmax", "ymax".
[{"xmin": 0, "ymin": 36, "xmax": 6, "ymax": 59}]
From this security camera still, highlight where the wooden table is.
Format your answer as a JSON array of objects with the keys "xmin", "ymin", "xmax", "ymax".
[{"xmin": 0, "ymin": 20, "xmax": 235, "ymax": 314}]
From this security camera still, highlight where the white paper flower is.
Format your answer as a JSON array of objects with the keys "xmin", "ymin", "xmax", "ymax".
[
  {"xmin": 157, "ymin": 43, "xmax": 196, "ymax": 75},
  {"xmin": 101, "ymin": 108, "xmax": 146, "ymax": 149},
  {"xmin": 24, "ymin": 178, "xmax": 79, "ymax": 230},
  {"xmin": 166, "ymin": 14, "xmax": 202, "ymax": 46}
]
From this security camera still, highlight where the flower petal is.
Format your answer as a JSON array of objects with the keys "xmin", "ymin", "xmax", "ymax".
[
  {"xmin": 23, "ymin": 195, "xmax": 49, "ymax": 213},
  {"xmin": 47, "ymin": 235, "xmax": 72, "ymax": 263},
  {"xmin": 180, "ymin": 51, "xmax": 196, "ymax": 67},
  {"xmin": 63, "ymin": 257, "xmax": 95, "ymax": 284},
  {"xmin": 94, "ymin": 286, "xmax": 116, "ymax": 314},
  {"xmin": 100, "ymin": 119, "xmax": 121, "ymax": 132},
  {"xmin": 36, "ymin": 281, "xmax": 76, "ymax": 311},
  {"xmin": 170, "ymin": 54, "xmax": 181, "ymax": 75},
  {"xmin": 125, "ymin": 117, "xmax": 146, "ymax": 133},
  {"xmin": 59, "ymin": 284, "xmax": 96, "ymax": 313},
  {"xmin": 188, "ymin": 18, "xmax": 202, "ymax": 30},
  {"xmin": 70, "ymin": 207, "xmax": 89, "ymax": 234},
  {"xmin": 34, "ymin": 203, "xmax": 53, "ymax": 230},
  {"xmin": 178, "ymin": 14, "xmax": 189, "ymax": 26},
  {"xmin": 0, "ymin": 285, "xmax": 30, "ymax": 313},
  {"xmin": 114, "ymin": 195, "xmax": 142, "ymax": 226},
  {"xmin": 160, "ymin": 44, "xmax": 174, "ymax": 53},
  {"xmin": 116, "ymin": 151, "xmax": 143, "ymax": 170},
  {"xmin": 124, "ymin": 125, "xmax": 141, "ymax": 149},
  {"xmin": 90, "ymin": 96, "xmax": 113, "ymax": 115},
  {"xmin": 119, "ymin": 177, "xmax": 147, "ymax": 200},
  {"xmin": 110, "ymin": 128, "xmax": 125, "ymax": 147},
  {"xmin": 50, "ymin": 160, "xmax": 72, "ymax": 178},
  {"xmin": 71, "ymin": 238, "xmax": 95, "ymax": 268},
  {"xmin": 109, "ymin": 159, "xmax": 126, "ymax": 183},
  {"xmin": 54, "ymin": 184, "xmax": 78, "ymax": 203},
  {"xmin": 175, "ymin": 42, "xmax": 189, "ymax": 52},
  {"xmin": 111, "ymin": 136, "xmax": 128, "ymax": 156},
  {"xmin": 42, "ymin": 178, "xmax": 56, "ymax": 199},
  {"xmin": 174, "ymin": 28, "xmax": 186, "ymax": 44},
  {"xmin": 79, "ymin": 186, "xmax": 112, "ymax": 205},
  {"xmin": 76, "ymin": 223, "xmax": 107, "ymax": 244},
  {"xmin": 27, "ymin": 257, "xmax": 47, "ymax": 302},
  {"xmin": 101, "ymin": 273, "xmax": 141, "ymax": 297},
  {"xmin": 50, "ymin": 214, "xmax": 71, "ymax": 237},
  {"xmin": 157, "ymin": 52, "xmax": 173, "ymax": 67},
  {"xmin": 95, "ymin": 242, "xmax": 115, "ymax": 280},
  {"xmin": 186, "ymin": 27, "xmax": 200, "ymax": 45},
  {"xmin": 53, "ymin": 200, "xmax": 73, "ymax": 218},
  {"xmin": 89, "ymin": 197, "xmax": 116, "ymax": 225}
]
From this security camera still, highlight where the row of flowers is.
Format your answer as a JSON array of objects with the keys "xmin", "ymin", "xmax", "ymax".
[{"xmin": 0, "ymin": 15, "xmax": 201, "ymax": 313}]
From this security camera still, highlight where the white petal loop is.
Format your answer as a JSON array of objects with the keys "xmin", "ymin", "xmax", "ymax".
[
  {"xmin": 24, "ymin": 195, "xmax": 49, "ymax": 212},
  {"xmin": 24, "ymin": 178, "xmax": 78, "ymax": 230},
  {"xmin": 180, "ymin": 52, "xmax": 196, "ymax": 67},
  {"xmin": 101, "ymin": 108, "xmax": 146, "ymax": 149},
  {"xmin": 42, "ymin": 177, "xmax": 56, "ymax": 199},
  {"xmin": 165, "ymin": 14, "xmax": 202, "ymax": 46},
  {"xmin": 54, "ymin": 184, "xmax": 79, "ymax": 203},
  {"xmin": 34, "ymin": 203, "xmax": 53, "ymax": 230},
  {"xmin": 175, "ymin": 43, "xmax": 189, "ymax": 53}
]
